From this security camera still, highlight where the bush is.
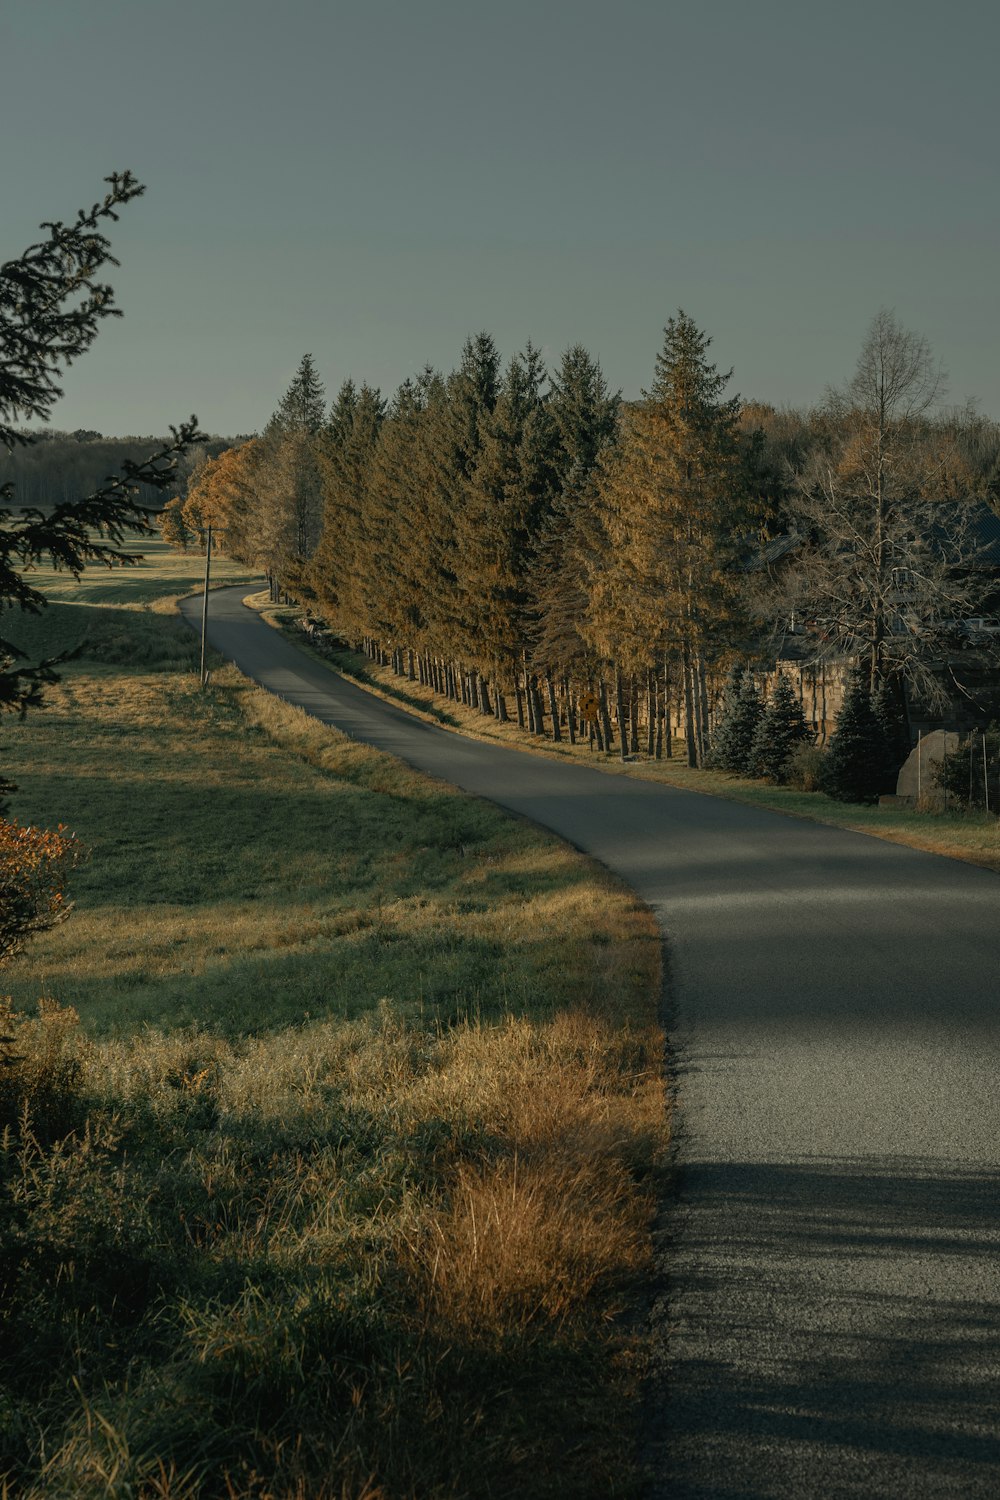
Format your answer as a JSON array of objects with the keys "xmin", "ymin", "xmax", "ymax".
[
  {"xmin": 0, "ymin": 821, "xmax": 82, "ymax": 966},
  {"xmin": 0, "ymin": 998, "xmax": 88, "ymax": 1143},
  {"xmin": 785, "ymin": 741, "xmax": 827, "ymax": 791},
  {"xmin": 935, "ymin": 724, "xmax": 1000, "ymax": 812}
]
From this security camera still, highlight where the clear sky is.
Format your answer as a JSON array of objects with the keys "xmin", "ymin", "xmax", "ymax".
[{"xmin": 5, "ymin": 0, "xmax": 998, "ymax": 437}]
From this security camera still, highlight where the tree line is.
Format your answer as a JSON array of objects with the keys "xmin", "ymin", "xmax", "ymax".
[
  {"xmin": 0, "ymin": 430, "xmax": 235, "ymax": 512},
  {"xmin": 173, "ymin": 311, "xmax": 1000, "ymax": 772}
]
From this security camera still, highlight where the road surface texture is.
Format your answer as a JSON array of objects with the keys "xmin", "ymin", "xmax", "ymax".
[{"xmin": 183, "ymin": 587, "xmax": 1000, "ymax": 1499}]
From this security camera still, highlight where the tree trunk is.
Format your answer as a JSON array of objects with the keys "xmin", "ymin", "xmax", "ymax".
[
  {"xmin": 647, "ymin": 669, "xmax": 657, "ymax": 758},
  {"xmin": 514, "ymin": 681, "xmax": 525, "ymax": 730},
  {"xmin": 614, "ymin": 667, "xmax": 627, "ymax": 762},
  {"xmin": 480, "ymin": 676, "xmax": 492, "ymax": 716},
  {"xmin": 599, "ymin": 679, "xmax": 614, "ymax": 754},
  {"xmin": 682, "ymin": 646, "xmax": 698, "ymax": 767},
  {"xmin": 530, "ymin": 678, "xmax": 544, "ymax": 735},
  {"xmin": 565, "ymin": 681, "xmax": 576, "ymax": 746},
  {"xmin": 697, "ymin": 654, "xmax": 710, "ymax": 767},
  {"xmin": 546, "ymin": 673, "xmax": 561, "ymax": 742}
]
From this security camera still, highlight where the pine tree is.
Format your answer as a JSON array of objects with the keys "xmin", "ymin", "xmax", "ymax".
[
  {"xmin": 456, "ymin": 343, "xmax": 559, "ymax": 701},
  {"xmin": 274, "ymin": 353, "xmax": 326, "ymax": 436},
  {"xmin": 708, "ymin": 664, "xmax": 763, "ymax": 772},
  {"xmin": 749, "ymin": 673, "xmax": 811, "ymax": 782},
  {"xmin": 416, "ymin": 336, "xmax": 501, "ymax": 659},
  {"xmin": 872, "ymin": 675, "xmax": 910, "ymax": 791},
  {"xmin": 548, "ymin": 345, "xmax": 620, "ymax": 479},
  {"xmin": 310, "ymin": 383, "xmax": 385, "ymax": 630},
  {"xmin": 820, "ymin": 673, "xmax": 887, "ymax": 802},
  {"xmin": 584, "ymin": 312, "xmax": 747, "ymax": 767},
  {"xmin": 1, "ymin": 170, "xmax": 203, "ymax": 715}
]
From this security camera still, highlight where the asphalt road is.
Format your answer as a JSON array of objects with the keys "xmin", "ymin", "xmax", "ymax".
[{"xmin": 183, "ymin": 587, "xmax": 1000, "ymax": 1499}]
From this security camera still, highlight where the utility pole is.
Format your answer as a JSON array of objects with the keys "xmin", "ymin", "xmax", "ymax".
[{"xmin": 199, "ymin": 523, "xmax": 213, "ymax": 688}]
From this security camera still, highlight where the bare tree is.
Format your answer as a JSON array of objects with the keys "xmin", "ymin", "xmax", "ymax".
[{"xmin": 772, "ymin": 311, "xmax": 987, "ymax": 706}]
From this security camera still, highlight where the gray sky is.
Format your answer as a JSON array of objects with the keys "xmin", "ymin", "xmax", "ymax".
[{"xmin": 5, "ymin": 0, "xmax": 998, "ymax": 436}]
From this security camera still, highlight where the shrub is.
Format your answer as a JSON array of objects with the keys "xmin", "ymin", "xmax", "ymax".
[
  {"xmin": 785, "ymin": 741, "xmax": 827, "ymax": 791},
  {"xmin": 0, "ymin": 821, "xmax": 82, "ymax": 967},
  {"xmin": 0, "ymin": 998, "xmax": 89, "ymax": 1142},
  {"xmin": 935, "ymin": 724, "xmax": 1000, "ymax": 812}
]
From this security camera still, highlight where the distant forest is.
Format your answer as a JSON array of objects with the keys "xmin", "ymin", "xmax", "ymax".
[{"xmin": 0, "ymin": 431, "xmax": 242, "ymax": 511}]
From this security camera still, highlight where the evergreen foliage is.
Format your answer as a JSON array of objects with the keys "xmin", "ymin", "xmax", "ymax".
[
  {"xmin": 0, "ymin": 170, "xmax": 203, "ymax": 715},
  {"xmin": 936, "ymin": 725, "xmax": 1000, "ymax": 810},
  {"xmin": 820, "ymin": 674, "xmax": 889, "ymax": 802},
  {"xmin": 708, "ymin": 664, "xmax": 764, "ymax": 772},
  {"xmin": 749, "ymin": 672, "xmax": 812, "ymax": 782},
  {"xmin": 872, "ymin": 675, "xmax": 910, "ymax": 790}
]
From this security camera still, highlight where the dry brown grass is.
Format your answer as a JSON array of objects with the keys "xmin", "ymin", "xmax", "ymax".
[{"xmin": 2, "ymin": 566, "xmax": 667, "ymax": 1499}]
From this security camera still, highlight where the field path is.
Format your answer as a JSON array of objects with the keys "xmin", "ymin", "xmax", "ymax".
[{"xmin": 183, "ymin": 587, "xmax": 1000, "ymax": 1499}]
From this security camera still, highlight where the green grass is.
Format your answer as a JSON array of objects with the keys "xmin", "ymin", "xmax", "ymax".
[{"xmin": 0, "ymin": 546, "xmax": 665, "ymax": 1499}]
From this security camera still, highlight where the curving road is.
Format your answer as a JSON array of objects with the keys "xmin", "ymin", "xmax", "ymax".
[{"xmin": 183, "ymin": 587, "xmax": 1000, "ymax": 1499}]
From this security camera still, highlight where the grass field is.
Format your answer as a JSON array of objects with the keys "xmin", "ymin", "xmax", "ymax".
[
  {"xmin": 1, "ymin": 542, "xmax": 665, "ymax": 1498},
  {"xmin": 256, "ymin": 599, "xmax": 1000, "ymax": 876}
]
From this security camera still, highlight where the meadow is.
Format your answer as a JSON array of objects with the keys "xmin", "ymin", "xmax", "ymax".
[{"xmin": 1, "ymin": 542, "xmax": 665, "ymax": 1498}]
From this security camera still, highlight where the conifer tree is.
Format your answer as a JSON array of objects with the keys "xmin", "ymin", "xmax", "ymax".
[
  {"xmin": 548, "ymin": 345, "xmax": 620, "ymax": 479},
  {"xmin": 530, "ymin": 346, "xmax": 621, "ymax": 717},
  {"xmin": 254, "ymin": 354, "xmax": 327, "ymax": 590},
  {"xmin": 872, "ymin": 675, "xmax": 910, "ymax": 789},
  {"xmin": 584, "ymin": 313, "xmax": 746, "ymax": 765},
  {"xmin": 707, "ymin": 664, "xmax": 764, "ymax": 772},
  {"xmin": 273, "ymin": 352, "xmax": 326, "ymax": 436},
  {"xmin": 310, "ymin": 382, "xmax": 384, "ymax": 630},
  {"xmin": 417, "ymin": 336, "xmax": 501, "ymax": 660},
  {"xmin": 749, "ymin": 673, "xmax": 811, "ymax": 782},
  {"xmin": 457, "ymin": 343, "xmax": 558, "ymax": 703},
  {"xmin": 1, "ymin": 170, "xmax": 202, "ymax": 715},
  {"xmin": 820, "ymin": 673, "xmax": 887, "ymax": 802},
  {"xmin": 359, "ymin": 375, "xmax": 429, "ymax": 651}
]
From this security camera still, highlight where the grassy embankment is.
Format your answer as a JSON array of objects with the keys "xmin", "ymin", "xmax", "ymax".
[
  {"xmin": 255, "ymin": 599, "xmax": 1000, "ymax": 875},
  {"xmin": 1, "ymin": 542, "xmax": 665, "ymax": 1499}
]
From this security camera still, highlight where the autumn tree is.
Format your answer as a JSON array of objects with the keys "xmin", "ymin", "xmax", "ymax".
[
  {"xmin": 585, "ymin": 313, "xmax": 746, "ymax": 765},
  {"xmin": 0, "ymin": 821, "xmax": 81, "ymax": 966}
]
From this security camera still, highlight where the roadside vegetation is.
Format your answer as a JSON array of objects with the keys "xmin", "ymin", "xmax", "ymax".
[
  {"xmin": 1, "ymin": 543, "xmax": 665, "ymax": 1499},
  {"xmin": 257, "ymin": 595, "xmax": 1000, "ymax": 876}
]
